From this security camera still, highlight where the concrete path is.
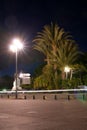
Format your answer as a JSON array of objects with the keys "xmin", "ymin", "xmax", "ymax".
[{"xmin": 0, "ymin": 99, "xmax": 87, "ymax": 130}]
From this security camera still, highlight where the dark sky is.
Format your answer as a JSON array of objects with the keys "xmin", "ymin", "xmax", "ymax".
[{"xmin": 0, "ymin": 0, "xmax": 87, "ymax": 76}]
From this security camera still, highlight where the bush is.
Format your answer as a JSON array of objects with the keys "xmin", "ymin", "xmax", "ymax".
[{"xmin": 60, "ymin": 78, "xmax": 82, "ymax": 89}]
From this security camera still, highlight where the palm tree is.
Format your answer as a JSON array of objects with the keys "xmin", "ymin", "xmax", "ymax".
[
  {"xmin": 33, "ymin": 23, "xmax": 80, "ymax": 88},
  {"xmin": 33, "ymin": 23, "xmax": 69, "ymax": 64},
  {"xmin": 53, "ymin": 39, "xmax": 80, "ymax": 79}
]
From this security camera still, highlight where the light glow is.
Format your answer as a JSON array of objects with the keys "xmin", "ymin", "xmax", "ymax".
[
  {"xmin": 19, "ymin": 73, "xmax": 30, "ymax": 78},
  {"xmin": 64, "ymin": 66, "xmax": 70, "ymax": 72},
  {"xmin": 10, "ymin": 38, "xmax": 23, "ymax": 52}
]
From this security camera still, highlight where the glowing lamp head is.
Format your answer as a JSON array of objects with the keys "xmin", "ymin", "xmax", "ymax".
[
  {"xmin": 10, "ymin": 38, "xmax": 23, "ymax": 52},
  {"xmin": 64, "ymin": 66, "xmax": 70, "ymax": 72},
  {"xmin": 13, "ymin": 39, "xmax": 23, "ymax": 50}
]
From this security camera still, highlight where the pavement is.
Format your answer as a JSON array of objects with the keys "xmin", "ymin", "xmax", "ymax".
[{"xmin": 0, "ymin": 99, "xmax": 87, "ymax": 130}]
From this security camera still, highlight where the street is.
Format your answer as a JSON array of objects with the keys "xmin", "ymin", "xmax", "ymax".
[{"xmin": 0, "ymin": 99, "xmax": 87, "ymax": 130}]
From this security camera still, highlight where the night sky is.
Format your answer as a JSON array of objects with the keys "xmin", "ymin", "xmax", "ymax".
[{"xmin": 0, "ymin": 0, "xmax": 87, "ymax": 76}]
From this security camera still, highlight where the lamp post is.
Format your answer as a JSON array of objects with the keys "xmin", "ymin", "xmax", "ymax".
[
  {"xmin": 10, "ymin": 38, "xmax": 23, "ymax": 99},
  {"xmin": 64, "ymin": 66, "xmax": 70, "ymax": 79}
]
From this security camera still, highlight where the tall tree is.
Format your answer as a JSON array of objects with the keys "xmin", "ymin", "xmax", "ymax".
[
  {"xmin": 33, "ymin": 23, "xmax": 80, "ymax": 89},
  {"xmin": 33, "ymin": 23, "xmax": 68, "ymax": 64},
  {"xmin": 53, "ymin": 39, "xmax": 80, "ymax": 79}
]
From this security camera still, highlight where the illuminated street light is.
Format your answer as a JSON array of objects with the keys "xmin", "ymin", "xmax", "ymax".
[
  {"xmin": 64, "ymin": 66, "xmax": 70, "ymax": 79},
  {"xmin": 10, "ymin": 39, "xmax": 23, "ymax": 52},
  {"xmin": 10, "ymin": 38, "xmax": 23, "ymax": 99}
]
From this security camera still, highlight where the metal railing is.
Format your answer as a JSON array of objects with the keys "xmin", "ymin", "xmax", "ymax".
[
  {"xmin": 0, "ymin": 88, "xmax": 87, "ymax": 94},
  {"xmin": 0, "ymin": 89, "xmax": 87, "ymax": 100}
]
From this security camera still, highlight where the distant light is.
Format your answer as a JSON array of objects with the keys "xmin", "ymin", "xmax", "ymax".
[
  {"xmin": 19, "ymin": 73, "xmax": 31, "ymax": 78},
  {"xmin": 64, "ymin": 66, "xmax": 70, "ymax": 72}
]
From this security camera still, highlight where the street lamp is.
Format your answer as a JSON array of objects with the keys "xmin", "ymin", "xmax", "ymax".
[
  {"xmin": 10, "ymin": 38, "xmax": 23, "ymax": 99},
  {"xmin": 64, "ymin": 66, "xmax": 70, "ymax": 79}
]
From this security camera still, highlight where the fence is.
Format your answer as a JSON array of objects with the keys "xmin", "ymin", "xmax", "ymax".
[{"xmin": 0, "ymin": 89, "xmax": 87, "ymax": 100}]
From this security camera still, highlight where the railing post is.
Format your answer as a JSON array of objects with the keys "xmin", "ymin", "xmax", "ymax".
[
  {"xmin": 43, "ymin": 95, "xmax": 46, "ymax": 100},
  {"xmin": 68, "ymin": 95, "xmax": 70, "ymax": 100},
  {"xmin": 7, "ymin": 94, "xmax": 9, "ymax": 99},
  {"xmin": 54, "ymin": 95, "xmax": 57, "ymax": 100},
  {"xmin": 33, "ymin": 95, "xmax": 35, "ymax": 100},
  {"xmin": 24, "ymin": 95, "xmax": 27, "ymax": 99}
]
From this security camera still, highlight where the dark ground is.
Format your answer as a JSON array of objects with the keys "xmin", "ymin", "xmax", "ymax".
[{"xmin": 0, "ymin": 99, "xmax": 87, "ymax": 130}]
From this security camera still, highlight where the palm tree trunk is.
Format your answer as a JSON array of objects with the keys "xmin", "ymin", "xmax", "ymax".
[{"xmin": 70, "ymin": 70, "xmax": 73, "ymax": 80}]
